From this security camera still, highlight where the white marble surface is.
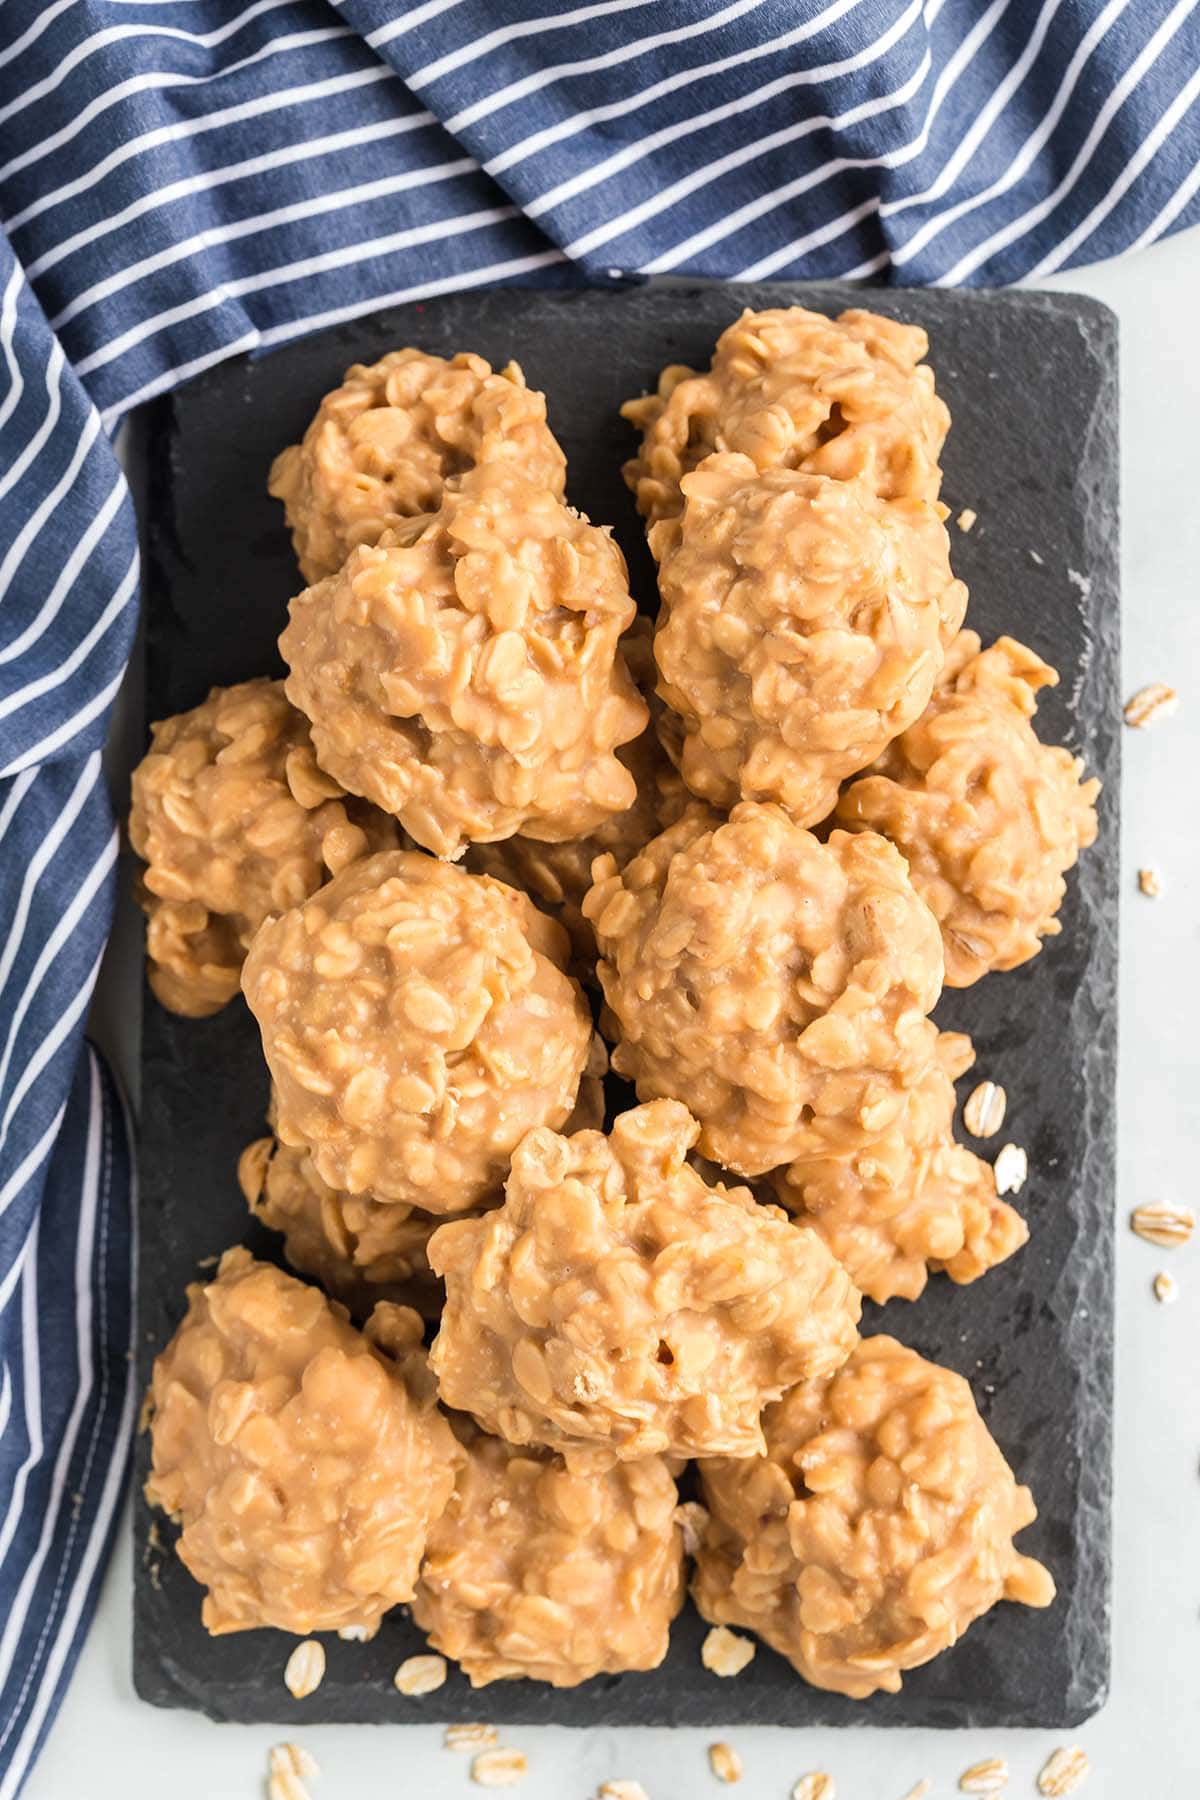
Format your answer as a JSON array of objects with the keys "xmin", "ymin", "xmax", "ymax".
[{"xmin": 30, "ymin": 228, "xmax": 1200, "ymax": 1796}]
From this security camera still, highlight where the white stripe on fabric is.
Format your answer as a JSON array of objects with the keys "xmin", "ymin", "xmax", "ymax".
[
  {"xmin": 0, "ymin": 0, "xmax": 314, "ymax": 131},
  {"xmin": 833, "ymin": 247, "xmax": 892, "ymax": 278},
  {"xmin": 0, "ymin": 890, "xmax": 114, "ymax": 1139},
  {"xmin": 563, "ymin": 0, "xmax": 925, "ymax": 259},
  {"xmin": 0, "ymin": 773, "xmax": 37, "ymax": 851},
  {"xmin": 726, "ymin": 0, "xmax": 1008, "ymax": 281},
  {"xmin": 0, "ymin": 944, "xmax": 107, "ymax": 1155},
  {"xmin": 736, "ymin": 195, "xmax": 881, "ymax": 280},
  {"xmin": 0, "ymin": 1348, "xmax": 136, "ymax": 1800},
  {"xmin": 880, "ymin": 0, "xmax": 1066, "ymax": 219},
  {"xmin": 629, "ymin": 24, "xmax": 931, "ymax": 271},
  {"xmin": 896, "ymin": 0, "xmax": 1137, "ymax": 274},
  {"xmin": 0, "ymin": 343, "xmax": 64, "ymax": 509},
  {"xmin": 0, "ymin": 755, "xmax": 102, "ymax": 1015},
  {"xmin": 366, "ymin": 0, "xmax": 483, "ymax": 50},
  {"xmin": 411, "ymin": 0, "xmax": 663, "ymax": 89},
  {"xmin": 0, "ymin": 25, "xmax": 360, "ymax": 187},
  {"xmin": 0, "ymin": 1366, "xmax": 11, "ymax": 1445},
  {"xmin": 0, "ymin": 470, "xmax": 123, "ymax": 668},
  {"xmin": 938, "ymin": 0, "xmax": 1199, "ymax": 284},
  {"xmin": 73, "ymin": 203, "xmax": 520, "ymax": 381},
  {"xmin": 0, "ymin": 558, "xmax": 138, "ymax": 728},
  {"xmin": 1125, "ymin": 142, "xmax": 1200, "ymax": 248},
  {"xmin": 50, "ymin": 157, "xmax": 479, "ymax": 333},
  {"xmin": 0, "ymin": 1063, "xmax": 102, "ymax": 1706},
  {"xmin": 253, "ymin": 246, "xmax": 566, "ymax": 348},
  {"xmin": 0, "ymin": 0, "xmax": 78, "ymax": 73},
  {"xmin": 444, "ymin": 0, "xmax": 770, "ymax": 135},
  {"xmin": 97, "ymin": 328, "xmax": 262, "ymax": 429},
  {"xmin": 1027, "ymin": 59, "xmax": 1200, "ymax": 276},
  {"xmin": 513, "ymin": 0, "xmax": 864, "ymax": 206},
  {"xmin": 28, "ymin": 112, "xmax": 439, "ymax": 286},
  {"xmin": 2, "ymin": 668, "xmax": 127, "ymax": 776},
  {"xmin": 0, "ymin": 1240, "xmax": 43, "ymax": 1578},
  {"xmin": 3, "ymin": 65, "xmax": 405, "ymax": 229},
  {"xmin": 0, "ymin": 268, "xmax": 26, "ymax": 439},
  {"xmin": 0, "ymin": 413, "xmax": 104, "ymax": 635}
]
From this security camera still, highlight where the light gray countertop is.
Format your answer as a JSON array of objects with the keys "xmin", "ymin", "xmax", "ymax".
[{"xmin": 30, "ymin": 228, "xmax": 1200, "ymax": 1796}]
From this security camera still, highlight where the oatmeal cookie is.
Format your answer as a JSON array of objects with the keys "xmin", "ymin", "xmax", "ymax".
[
  {"xmin": 429, "ymin": 1100, "xmax": 861, "ymax": 1461},
  {"xmin": 584, "ymin": 804, "xmax": 945, "ymax": 1176},
  {"xmin": 269, "ymin": 348, "xmax": 566, "ymax": 582},
  {"xmin": 835, "ymin": 633, "xmax": 1100, "ymax": 985},
  {"xmin": 413, "ymin": 1422, "xmax": 683, "ymax": 1686},
  {"xmin": 129, "ymin": 678, "xmax": 395, "ymax": 1016},
  {"xmin": 237, "ymin": 1135, "xmax": 446, "ymax": 1317},
  {"xmin": 143, "ymin": 1248, "xmax": 460, "ymax": 1636},
  {"xmin": 281, "ymin": 463, "xmax": 647, "ymax": 858},
  {"xmin": 770, "ymin": 1032, "xmax": 1027, "ymax": 1303},
  {"xmin": 692, "ymin": 1335, "xmax": 1055, "ymax": 1697},
  {"xmin": 241, "ymin": 851, "xmax": 593, "ymax": 1209},
  {"xmin": 649, "ymin": 453, "xmax": 965, "ymax": 825},
  {"xmin": 464, "ymin": 620, "xmax": 690, "ymax": 961},
  {"xmin": 622, "ymin": 306, "xmax": 949, "ymax": 532}
]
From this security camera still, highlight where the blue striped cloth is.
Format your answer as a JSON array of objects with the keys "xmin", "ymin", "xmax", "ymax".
[{"xmin": 0, "ymin": 1, "xmax": 1196, "ymax": 1789}]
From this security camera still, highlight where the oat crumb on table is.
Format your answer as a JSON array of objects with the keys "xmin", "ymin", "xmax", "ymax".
[
  {"xmin": 957, "ymin": 507, "xmax": 977, "ymax": 530},
  {"xmin": 1123, "ymin": 681, "xmax": 1179, "ymax": 728},
  {"xmin": 899, "ymin": 1783, "xmax": 932, "ymax": 1800},
  {"xmin": 1037, "ymin": 1746, "xmax": 1090, "ymax": 1794},
  {"xmin": 470, "ymin": 1747, "xmax": 528, "ymax": 1788},
  {"xmin": 445, "ymin": 1725, "xmax": 499, "ymax": 1752},
  {"xmin": 267, "ymin": 1744, "xmax": 320, "ymax": 1800},
  {"xmin": 1130, "ymin": 1201, "xmax": 1194, "ymax": 1246},
  {"xmin": 958, "ymin": 1756, "xmax": 1009, "ymax": 1792},
  {"xmin": 791, "ymin": 1775, "xmax": 836, "ymax": 1800},
  {"xmin": 1137, "ymin": 865, "xmax": 1163, "ymax": 896},
  {"xmin": 598, "ymin": 1783, "xmax": 650, "ymax": 1800},
  {"xmin": 708, "ymin": 1741, "xmax": 743, "ymax": 1783},
  {"xmin": 1153, "ymin": 1270, "xmax": 1178, "ymax": 1304}
]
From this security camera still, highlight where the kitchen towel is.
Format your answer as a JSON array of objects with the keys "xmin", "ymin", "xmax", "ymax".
[{"xmin": 1, "ymin": 1, "xmax": 1197, "ymax": 1790}]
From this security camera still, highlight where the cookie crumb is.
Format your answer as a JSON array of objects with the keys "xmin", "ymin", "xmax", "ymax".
[
  {"xmin": 992, "ymin": 1143, "xmax": 1027, "ymax": 1196},
  {"xmin": 1137, "ymin": 866, "xmax": 1162, "ymax": 897},
  {"xmin": 963, "ymin": 1080, "xmax": 1006, "ymax": 1139},
  {"xmin": 393, "ymin": 1653, "xmax": 447, "ymax": 1696},
  {"xmin": 957, "ymin": 508, "xmax": 977, "ymax": 532},
  {"xmin": 283, "ymin": 1640, "xmax": 325, "ymax": 1700},
  {"xmin": 701, "ymin": 1625, "xmax": 755, "ymax": 1676},
  {"xmin": 674, "ymin": 1500, "xmax": 709, "ymax": 1557}
]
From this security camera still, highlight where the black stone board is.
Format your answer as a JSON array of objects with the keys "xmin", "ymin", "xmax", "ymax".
[{"xmin": 132, "ymin": 282, "xmax": 1118, "ymax": 1730}]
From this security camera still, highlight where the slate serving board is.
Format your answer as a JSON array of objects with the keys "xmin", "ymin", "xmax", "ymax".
[{"xmin": 132, "ymin": 282, "xmax": 1118, "ymax": 1730}]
